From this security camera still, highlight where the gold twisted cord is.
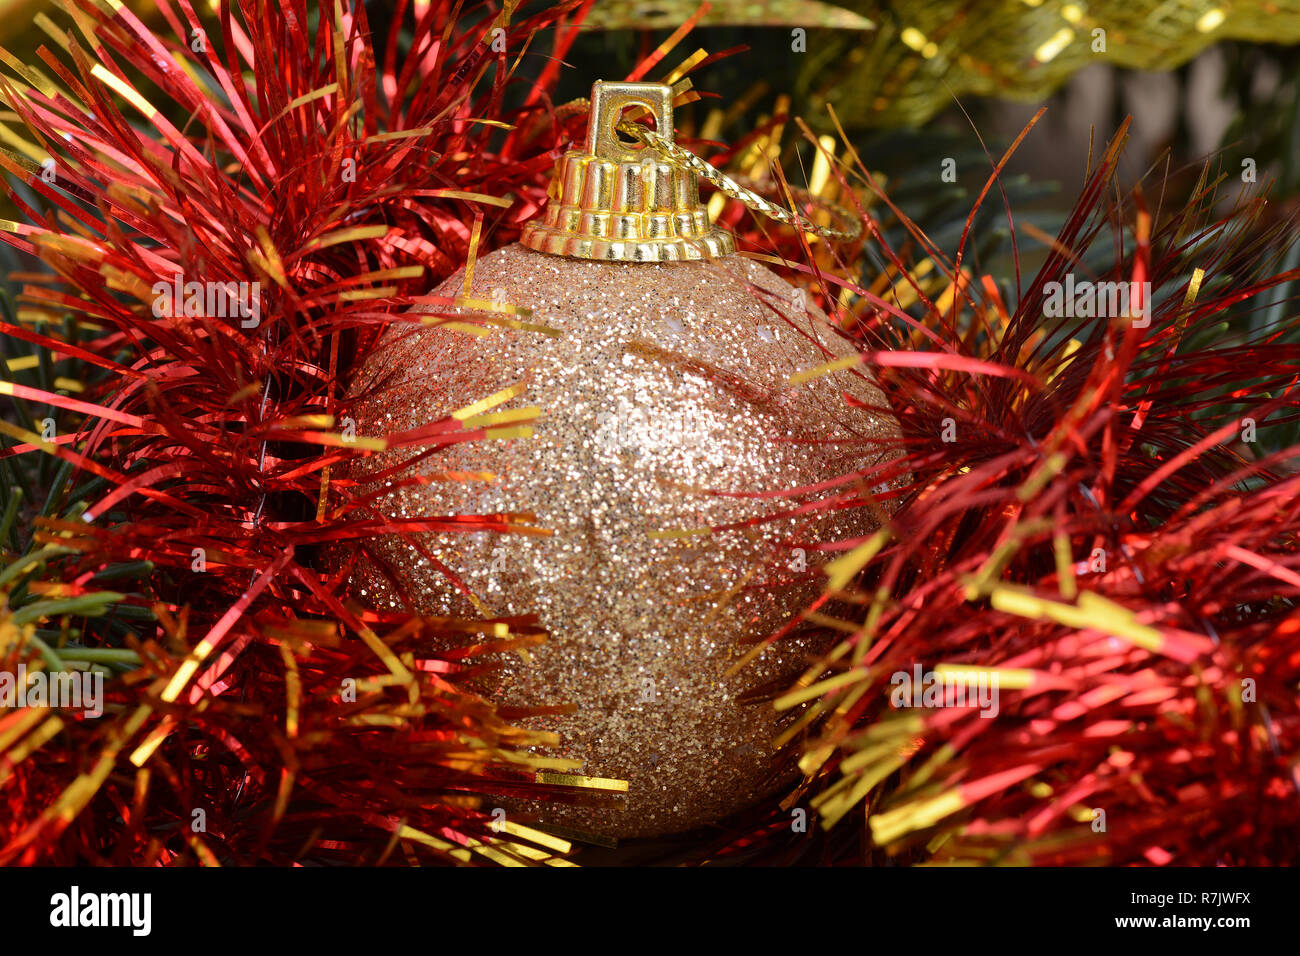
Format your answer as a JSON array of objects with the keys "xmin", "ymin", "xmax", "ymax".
[{"xmin": 614, "ymin": 119, "xmax": 863, "ymax": 243}]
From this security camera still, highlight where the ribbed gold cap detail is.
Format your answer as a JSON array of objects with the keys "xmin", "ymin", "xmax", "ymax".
[{"xmin": 521, "ymin": 81, "xmax": 735, "ymax": 262}]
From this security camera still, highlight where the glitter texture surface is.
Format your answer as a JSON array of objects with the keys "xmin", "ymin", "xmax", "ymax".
[{"xmin": 338, "ymin": 244, "xmax": 903, "ymax": 837}]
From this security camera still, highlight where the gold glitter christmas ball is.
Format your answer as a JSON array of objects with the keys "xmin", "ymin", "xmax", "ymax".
[{"xmin": 340, "ymin": 242, "xmax": 903, "ymax": 837}]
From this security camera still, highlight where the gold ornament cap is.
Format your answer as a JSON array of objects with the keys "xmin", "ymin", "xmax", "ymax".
[{"xmin": 521, "ymin": 81, "xmax": 735, "ymax": 262}]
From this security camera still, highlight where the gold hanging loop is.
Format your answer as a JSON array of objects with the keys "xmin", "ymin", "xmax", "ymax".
[
  {"xmin": 521, "ymin": 81, "xmax": 734, "ymax": 262},
  {"xmin": 521, "ymin": 81, "xmax": 862, "ymax": 263},
  {"xmin": 612, "ymin": 118, "xmax": 863, "ymax": 244}
]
